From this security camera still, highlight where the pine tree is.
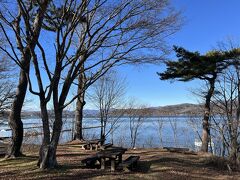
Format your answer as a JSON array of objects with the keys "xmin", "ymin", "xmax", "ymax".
[{"xmin": 158, "ymin": 46, "xmax": 240, "ymax": 152}]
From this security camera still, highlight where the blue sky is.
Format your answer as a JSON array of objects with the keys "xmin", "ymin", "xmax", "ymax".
[
  {"xmin": 24, "ymin": 0, "xmax": 240, "ymax": 110},
  {"xmin": 108, "ymin": 0, "xmax": 240, "ymax": 108}
]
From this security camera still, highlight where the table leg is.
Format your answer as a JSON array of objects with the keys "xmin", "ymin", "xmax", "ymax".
[
  {"xmin": 111, "ymin": 159, "xmax": 116, "ymax": 171},
  {"xmin": 118, "ymin": 154, "xmax": 122, "ymax": 163},
  {"xmin": 101, "ymin": 158, "xmax": 106, "ymax": 169},
  {"xmin": 86, "ymin": 144, "xmax": 90, "ymax": 150}
]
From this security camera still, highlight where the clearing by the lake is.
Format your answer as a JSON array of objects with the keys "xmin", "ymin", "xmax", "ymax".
[{"xmin": 0, "ymin": 144, "xmax": 239, "ymax": 180}]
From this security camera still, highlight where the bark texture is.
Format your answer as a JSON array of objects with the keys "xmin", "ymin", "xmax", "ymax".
[
  {"xmin": 37, "ymin": 101, "xmax": 51, "ymax": 168},
  {"xmin": 38, "ymin": 110, "xmax": 62, "ymax": 169},
  {"xmin": 7, "ymin": 50, "xmax": 30, "ymax": 157},
  {"xmin": 74, "ymin": 69, "xmax": 86, "ymax": 140},
  {"xmin": 201, "ymin": 78, "xmax": 215, "ymax": 152}
]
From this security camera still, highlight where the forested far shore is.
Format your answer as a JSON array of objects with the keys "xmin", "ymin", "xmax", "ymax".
[
  {"xmin": 0, "ymin": 103, "xmax": 204, "ymax": 119},
  {"xmin": 1, "ymin": 102, "xmax": 240, "ymax": 119}
]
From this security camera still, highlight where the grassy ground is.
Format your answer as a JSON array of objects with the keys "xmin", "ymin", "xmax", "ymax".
[{"xmin": 0, "ymin": 144, "xmax": 239, "ymax": 180}]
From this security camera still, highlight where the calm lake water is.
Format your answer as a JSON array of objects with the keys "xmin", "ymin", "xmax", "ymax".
[{"xmin": 0, "ymin": 116, "xmax": 204, "ymax": 150}]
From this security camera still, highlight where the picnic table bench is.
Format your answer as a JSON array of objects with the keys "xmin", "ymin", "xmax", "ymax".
[
  {"xmin": 99, "ymin": 143, "xmax": 113, "ymax": 150},
  {"xmin": 0, "ymin": 142, "xmax": 7, "ymax": 155},
  {"xmin": 81, "ymin": 155, "xmax": 100, "ymax": 167},
  {"xmin": 119, "ymin": 155, "xmax": 140, "ymax": 171},
  {"xmin": 163, "ymin": 147, "xmax": 189, "ymax": 152}
]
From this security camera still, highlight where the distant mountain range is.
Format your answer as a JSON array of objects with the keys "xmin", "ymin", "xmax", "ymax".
[
  {"xmin": 147, "ymin": 103, "xmax": 203, "ymax": 116},
  {"xmin": 82, "ymin": 103, "xmax": 204, "ymax": 117},
  {"xmin": 0, "ymin": 103, "xmax": 204, "ymax": 119}
]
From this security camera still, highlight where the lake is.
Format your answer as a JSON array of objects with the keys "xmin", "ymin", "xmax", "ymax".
[{"xmin": 0, "ymin": 116, "xmax": 204, "ymax": 150}]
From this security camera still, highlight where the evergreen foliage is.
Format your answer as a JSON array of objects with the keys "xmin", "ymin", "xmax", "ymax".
[{"xmin": 158, "ymin": 46, "xmax": 240, "ymax": 81}]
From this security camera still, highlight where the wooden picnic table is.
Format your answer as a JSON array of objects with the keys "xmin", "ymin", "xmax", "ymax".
[
  {"xmin": 68, "ymin": 139, "xmax": 104, "ymax": 150},
  {"xmin": 87, "ymin": 139, "xmax": 102, "ymax": 150},
  {"xmin": 97, "ymin": 147, "xmax": 127, "ymax": 171}
]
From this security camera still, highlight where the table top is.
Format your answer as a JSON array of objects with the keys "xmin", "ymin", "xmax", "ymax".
[
  {"xmin": 102, "ymin": 146, "xmax": 127, "ymax": 151},
  {"xmin": 88, "ymin": 140, "xmax": 100, "ymax": 144},
  {"xmin": 75, "ymin": 139, "xmax": 102, "ymax": 144},
  {"xmin": 97, "ymin": 146, "xmax": 127, "ymax": 159}
]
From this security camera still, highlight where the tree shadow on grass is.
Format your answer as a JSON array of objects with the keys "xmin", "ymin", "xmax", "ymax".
[
  {"xmin": 1, "ymin": 148, "xmax": 237, "ymax": 179},
  {"xmin": 132, "ymin": 161, "xmax": 152, "ymax": 173},
  {"xmin": 57, "ymin": 153, "xmax": 90, "ymax": 157},
  {"xmin": 0, "ymin": 155, "xmax": 38, "ymax": 167},
  {"xmin": 145, "ymin": 156, "xmax": 234, "ymax": 179},
  {"xmin": 52, "ymin": 161, "xmax": 152, "ymax": 180},
  {"xmin": 19, "ymin": 164, "xmax": 109, "ymax": 180}
]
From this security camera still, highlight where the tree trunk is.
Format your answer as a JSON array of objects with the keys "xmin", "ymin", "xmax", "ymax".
[
  {"xmin": 38, "ymin": 143, "xmax": 57, "ymax": 169},
  {"xmin": 74, "ymin": 69, "xmax": 86, "ymax": 140},
  {"xmin": 100, "ymin": 123, "xmax": 103, "ymax": 143},
  {"xmin": 7, "ymin": 53, "xmax": 30, "ymax": 158},
  {"xmin": 101, "ymin": 134, "xmax": 105, "ymax": 145},
  {"xmin": 102, "ymin": 120, "xmax": 107, "ymax": 145},
  {"xmin": 201, "ymin": 78, "xmax": 215, "ymax": 152},
  {"xmin": 221, "ymin": 131, "xmax": 226, "ymax": 157},
  {"xmin": 38, "ymin": 110, "xmax": 63, "ymax": 169},
  {"xmin": 100, "ymin": 117, "xmax": 105, "ymax": 145},
  {"xmin": 229, "ymin": 135, "xmax": 239, "ymax": 168},
  {"xmin": 37, "ymin": 101, "xmax": 51, "ymax": 168},
  {"xmin": 74, "ymin": 98, "xmax": 85, "ymax": 140},
  {"xmin": 133, "ymin": 129, "xmax": 137, "ymax": 149}
]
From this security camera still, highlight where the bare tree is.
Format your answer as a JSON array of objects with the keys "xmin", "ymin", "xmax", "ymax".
[
  {"xmin": 89, "ymin": 70, "xmax": 126, "ymax": 144},
  {"xmin": 155, "ymin": 118, "xmax": 164, "ymax": 147},
  {"xmin": 211, "ymin": 115, "xmax": 227, "ymax": 156},
  {"xmin": 211, "ymin": 65, "xmax": 240, "ymax": 168},
  {"xmin": 144, "ymin": 136, "xmax": 155, "ymax": 148},
  {"xmin": 186, "ymin": 115, "xmax": 202, "ymax": 146},
  {"xmin": 73, "ymin": 0, "xmax": 182, "ymax": 141},
  {"xmin": 0, "ymin": 0, "xmax": 51, "ymax": 157},
  {"xmin": 0, "ymin": 0, "xmax": 181, "ymax": 168},
  {"xmin": 169, "ymin": 118, "xmax": 178, "ymax": 147},
  {"xmin": 126, "ymin": 101, "xmax": 151, "ymax": 149},
  {"xmin": 0, "ymin": 57, "xmax": 15, "ymax": 115}
]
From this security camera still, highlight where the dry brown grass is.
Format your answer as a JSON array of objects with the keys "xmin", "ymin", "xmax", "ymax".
[{"xmin": 0, "ymin": 145, "xmax": 239, "ymax": 180}]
